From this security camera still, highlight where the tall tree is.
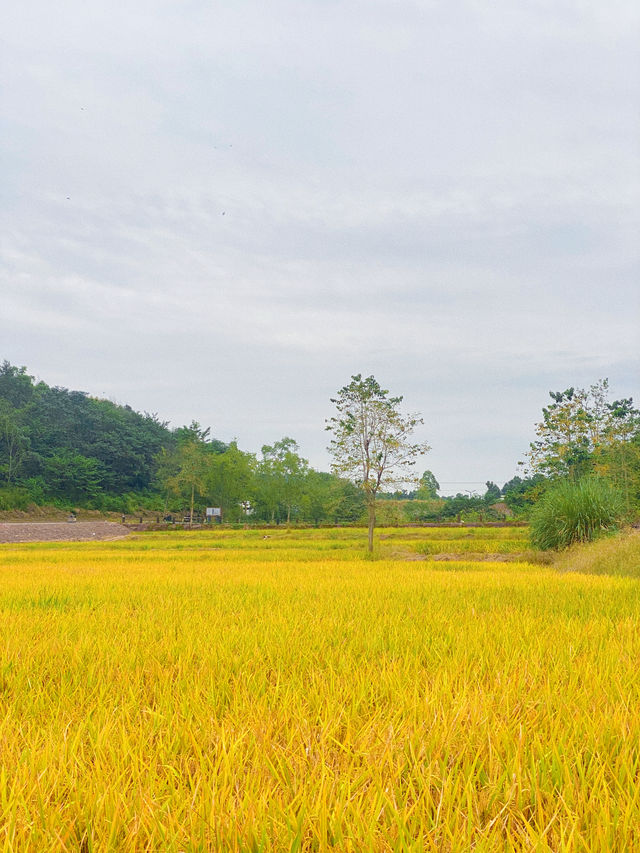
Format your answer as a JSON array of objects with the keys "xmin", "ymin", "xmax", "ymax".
[
  {"xmin": 258, "ymin": 438, "xmax": 308, "ymax": 524},
  {"xmin": 527, "ymin": 380, "xmax": 639, "ymax": 503},
  {"xmin": 166, "ymin": 440, "xmax": 208, "ymax": 526},
  {"xmin": 416, "ymin": 470, "xmax": 440, "ymax": 499},
  {"xmin": 527, "ymin": 381, "xmax": 610, "ymax": 480},
  {"xmin": 597, "ymin": 398, "xmax": 640, "ymax": 512},
  {"xmin": 0, "ymin": 408, "xmax": 27, "ymax": 483},
  {"xmin": 326, "ymin": 374, "xmax": 430, "ymax": 553}
]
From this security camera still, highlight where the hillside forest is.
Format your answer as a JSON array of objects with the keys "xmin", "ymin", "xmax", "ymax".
[{"xmin": 0, "ymin": 361, "xmax": 638, "ymax": 524}]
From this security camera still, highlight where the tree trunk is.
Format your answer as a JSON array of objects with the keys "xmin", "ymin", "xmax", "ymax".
[
  {"xmin": 367, "ymin": 501, "xmax": 375, "ymax": 554},
  {"xmin": 190, "ymin": 483, "xmax": 194, "ymax": 529}
]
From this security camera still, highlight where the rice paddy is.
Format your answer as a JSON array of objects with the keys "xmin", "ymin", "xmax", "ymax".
[{"xmin": 1, "ymin": 526, "xmax": 639, "ymax": 851}]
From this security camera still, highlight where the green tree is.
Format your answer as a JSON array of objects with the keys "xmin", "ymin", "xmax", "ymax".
[
  {"xmin": 484, "ymin": 481, "xmax": 501, "ymax": 503},
  {"xmin": 0, "ymin": 361, "xmax": 34, "ymax": 408},
  {"xmin": 527, "ymin": 381, "xmax": 610, "ymax": 480},
  {"xmin": 596, "ymin": 398, "xmax": 640, "ymax": 513},
  {"xmin": 258, "ymin": 438, "xmax": 308, "ymax": 524},
  {"xmin": 296, "ymin": 470, "xmax": 366, "ymax": 525},
  {"xmin": 526, "ymin": 380, "xmax": 640, "ymax": 517},
  {"xmin": 205, "ymin": 442, "xmax": 255, "ymax": 522},
  {"xmin": 326, "ymin": 374, "xmax": 430, "ymax": 553},
  {"xmin": 298, "ymin": 469, "xmax": 334, "ymax": 525},
  {"xmin": 330, "ymin": 477, "xmax": 367, "ymax": 523},
  {"xmin": 501, "ymin": 474, "xmax": 547, "ymax": 514},
  {"xmin": 43, "ymin": 451, "xmax": 105, "ymax": 503},
  {"xmin": 0, "ymin": 408, "xmax": 27, "ymax": 483},
  {"xmin": 166, "ymin": 440, "xmax": 208, "ymax": 526},
  {"xmin": 416, "ymin": 470, "xmax": 440, "ymax": 499}
]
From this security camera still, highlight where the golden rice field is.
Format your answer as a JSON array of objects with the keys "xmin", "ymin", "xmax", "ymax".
[{"xmin": 1, "ymin": 526, "xmax": 640, "ymax": 851}]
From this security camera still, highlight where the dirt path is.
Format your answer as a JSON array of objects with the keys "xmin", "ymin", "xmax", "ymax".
[
  {"xmin": 0, "ymin": 522, "xmax": 130, "ymax": 544},
  {"xmin": 387, "ymin": 547, "xmax": 525, "ymax": 562}
]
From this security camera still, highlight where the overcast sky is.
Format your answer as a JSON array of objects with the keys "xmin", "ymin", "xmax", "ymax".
[{"xmin": 2, "ymin": 0, "xmax": 639, "ymax": 494}]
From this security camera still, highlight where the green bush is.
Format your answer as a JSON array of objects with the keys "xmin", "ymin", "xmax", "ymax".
[
  {"xmin": 0, "ymin": 486, "xmax": 33, "ymax": 511},
  {"xmin": 530, "ymin": 477, "xmax": 624, "ymax": 550}
]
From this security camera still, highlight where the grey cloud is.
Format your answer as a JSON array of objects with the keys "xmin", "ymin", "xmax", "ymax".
[{"xmin": 2, "ymin": 0, "xmax": 639, "ymax": 491}]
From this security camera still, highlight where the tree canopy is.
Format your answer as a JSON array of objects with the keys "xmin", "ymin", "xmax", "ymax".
[{"xmin": 526, "ymin": 379, "xmax": 640, "ymax": 511}]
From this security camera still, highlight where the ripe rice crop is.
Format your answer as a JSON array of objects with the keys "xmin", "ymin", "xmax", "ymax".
[
  {"xmin": 415, "ymin": 539, "xmax": 526, "ymax": 555},
  {"xmin": 0, "ymin": 528, "xmax": 639, "ymax": 851}
]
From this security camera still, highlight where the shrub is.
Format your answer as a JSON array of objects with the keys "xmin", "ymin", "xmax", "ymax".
[
  {"xmin": 0, "ymin": 486, "xmax": 33, "ymax": 511},
  {"xmin": 530, "ymin": 477, "xmax": 624, "ymax": 550}
]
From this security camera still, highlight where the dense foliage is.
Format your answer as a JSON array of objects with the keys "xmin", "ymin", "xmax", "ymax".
[
  {"xmin": 0, "ymin": 361, "xmax": 365, "ymax": 523},
  {"xmin": 1, "ymin": 361, "xmax": 637, "ymax": 527},
  {"xmin": 0, "ymin": 362, "xmax": 171, "ymax": 511},
  {"xmin": 526, "ymin": 380, "xmax": 640, "ymax": 509},
  {"xmin": 523, "ymin": 380, "xmax": 639, "ymax": 548}
]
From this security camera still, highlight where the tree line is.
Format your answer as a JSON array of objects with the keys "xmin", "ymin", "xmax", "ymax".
[
  {"xmin": 368, "ymin": 379, "xmax": 640, "ymax": 529},
  {"xmin": 1, "ymin": 362, "xmax": 638, "ymax": 528},
  {"xmin": 0, "ymin": 361, "xmax": 365, "ymax": 523}
]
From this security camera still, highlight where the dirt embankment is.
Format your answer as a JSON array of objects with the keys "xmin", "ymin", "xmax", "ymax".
[{"xmin": 0, "ymin": 522, "xmax": 130, "ymax": 543}]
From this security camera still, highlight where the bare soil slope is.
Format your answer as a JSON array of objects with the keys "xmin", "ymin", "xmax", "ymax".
[{"xmin": 0, "ymin": 522, "xmax": 130, "ymax": 543}]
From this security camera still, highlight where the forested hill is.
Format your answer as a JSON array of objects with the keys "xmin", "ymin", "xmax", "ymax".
[
  {"xmin": 0, "ymin": 361, "xmax": 365, "ymax": 522},
  {"xmin": 0, "ymin": 361, "xmax": 175, "ymax": 509}
]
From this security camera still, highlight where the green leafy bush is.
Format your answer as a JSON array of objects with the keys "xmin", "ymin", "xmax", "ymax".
[
  {"xmin": 0, "ymin": 486, "xmax": 33, "ymax": 510},
  {"xmin": 530, "ymin": 477, "xmax": 624, "ymax": 550}
]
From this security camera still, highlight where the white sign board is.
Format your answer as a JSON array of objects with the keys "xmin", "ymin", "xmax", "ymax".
[{"xmin": 206, "ymin": 507, "xmax": 221, "ymax": 517}]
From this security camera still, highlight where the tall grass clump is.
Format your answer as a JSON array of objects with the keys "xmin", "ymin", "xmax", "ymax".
[{"xmin": 531, "ymin": 476, "xmax": 624, "ymax": 550}]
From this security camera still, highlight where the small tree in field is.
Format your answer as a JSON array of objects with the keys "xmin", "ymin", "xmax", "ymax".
[{"xmin": 326, "ymin": 374, "xmax": 430, "ymax": 553}]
